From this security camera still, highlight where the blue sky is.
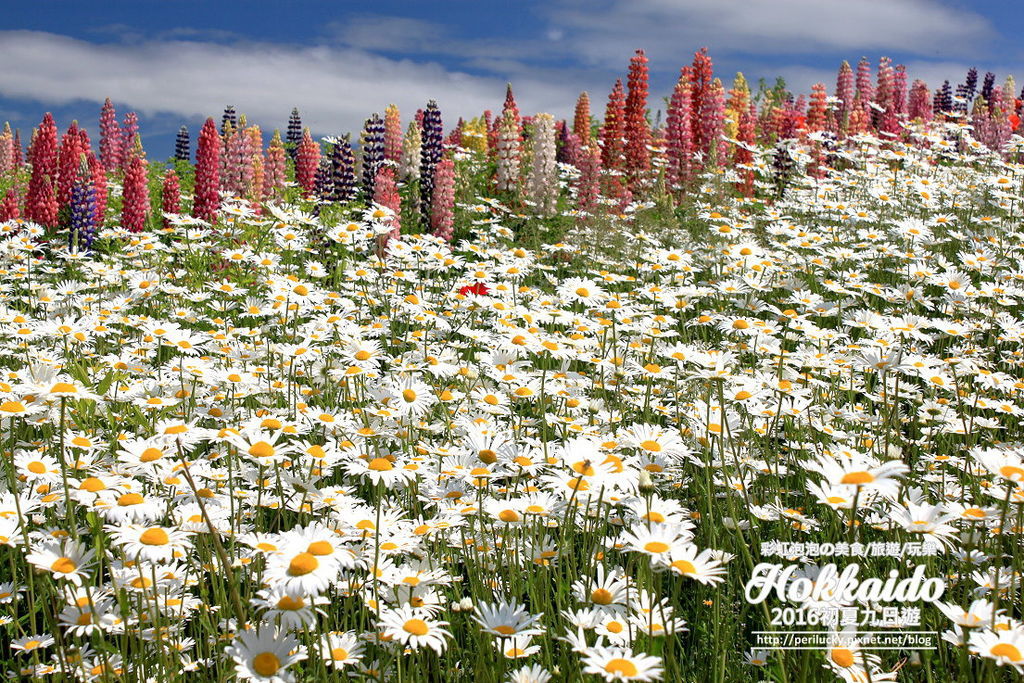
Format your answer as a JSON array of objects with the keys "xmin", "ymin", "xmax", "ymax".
[{"xmin": 0, "ymin": 0, "xmax": 1020, "ymax": 159}]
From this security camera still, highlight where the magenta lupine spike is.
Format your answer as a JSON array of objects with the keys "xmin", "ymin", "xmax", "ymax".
[
  {"xmin": 120, "ymin": 112, "xmax": 139, "ymax": 170},
  {"xmin": 855, "ymin": 57, "xmax": 874, "ymax": 126},
  {"xmin": 624, "ymin": 49, "xmax": 651, "ymax": 183},
  {"xmin": 430, "ymin": 157, "xmax": 455, "ymax": 241},
  {"xmin": 575, "ymin": 145, "xmax": 602, "ymax": 217},
  {"xmin": 384, "ymin": 104, "xmax": 402, "ymax": 164},
  {"xmin": 121, "ymin": 154, "xmax": 149, "ymax": 233},
  {"xmin": 27, "ymin": 173, "xmax": 58, "ymax": 228},
  {"xmin": 295, "ymin": 128, "xmax": 320, "ymax": 196},
  {"xmin": 12, "ymin": 130, "xmax": 22, "ymax": 168},
  {"xmin": 161, "ymin": 169, "xmax": 181, "ymax": 229},
  {"xmin": 704, "ymin": 79, "xmax": 729, "ymax": 165},
  {"xmin": 99, "ymin": 98, "xmax": 121, "ymax": 171},
  {"xmin": 690, "ymin": 48, "xmax": 715, "ymax": 157},
  {"xmin": 908, "ymin": 80, "xmax": 933, "ymax": 122},
  {"xmin": 835, "ymin": 61, "xmax": 854, "ymax": 132},
  {"xmin": 219, "ymin": 124, "xmax": 237, "ymax": 194},
  {"xmin": 263, "ymin": 130, "xmax": 286, "ymax": 202},
  {"xmin": 57, "ymin": 122, "xmax": 84, "ymax": 207},
  {"xmin": 894, "ymin": 65, "xmax": 908, "ymax": 118},
  {"xmin": 89, "ymin": 155, "xmax": 107, "ymax": 227},
  {"xmin": 193, "ymin": 118, "xmax": 221, "ymax": 223},
  {"xmin": 665, "ymin": 67, "xmax": 695, "ymax": 191},
  {"xmin": 875, "ymin": 57, "xmax": 896, "ymax": 133},
  {"xmin": 600, "ymin": 79, "xmax": 625, "ymax": 172},
  {"xmin": 374, "ymin": 166, "xmax": 401, "ymax": 246}
]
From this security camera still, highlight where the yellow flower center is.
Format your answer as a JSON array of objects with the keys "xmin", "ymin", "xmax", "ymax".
[
  {"xmin": 287, "ymin": 552, "xmax": 318, "ymax": 576},
  {"xmin": 50, "ymin": 557, "xmax": 77, "ymax": 574},
  {"xmin": 140, "ymin": 528, "xmax": 169, "ymax": 545},
  {"xmin": 840, "ymin": 471, "xmax": 874, "ymax": 485},
  {"xmin": 403, "ymin": 619, "xmax": 429, "ymax": 635},
  {"xmin": 605, "ymin": 659, "xmax": 639, "ymax": 677},
  {"xmin": 368, "ymin": 458, "xmax": 393, "ymax": 471},
  {"xmin": 252, "ymin": 652, "xmax": 280, "ymax": 677}
]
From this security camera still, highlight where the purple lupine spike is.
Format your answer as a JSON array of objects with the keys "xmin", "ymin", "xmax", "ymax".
[
  {"xmin": 330, "ymin": 137, "xmax": 356, "ymax": 202},
  {"xmin": 175, "ymin": 126, "xmax": 190, "ymax": 162},
  {"xmin": 69, "ymin": 176, "xmax": 96, "ymax": 251},
  {"xmin": 419, "ymin": 100, "xmax": 443, "ymax": 219},
  {"xmin": 360, "ymin": 113, "xmax": 385, "ymax": 201}
]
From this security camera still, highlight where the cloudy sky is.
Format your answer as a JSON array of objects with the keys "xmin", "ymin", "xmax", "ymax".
[{"xmin": 0, "ymin": 1, "xmax": 1019, "ymax": 159}]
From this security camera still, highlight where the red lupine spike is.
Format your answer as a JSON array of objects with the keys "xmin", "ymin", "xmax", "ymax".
[
  {"xmin": 161, "ymin": 169, "xmax": 181, "ymax": 229},
  {"xmin": 121, "ymin": 155, "xmax": 149, "ymax": 233},
  {"xmin": 295, "ymin": 128, "xmax": 320, "ymax": 196},
  {"xmin": 193, "ymin": 118, "xmax": 221, "ymax": 223},
  {"xmin": 806, "ymin": 83, "xmax": 829, "ymax": 133},
  {"xmin": 624, "ymin": 49, "xmax": 651, "ymax": 184},
  {"xmin": 89, "ymin": 154, "xmax": 107, "ymax": 227},
  {"xmin": 600, "ymin": 78, "xmax": 625, "ymax": 172},
  {"xmin": 57, "ymin": 122, "xmax": 84, "ymax": 207}
]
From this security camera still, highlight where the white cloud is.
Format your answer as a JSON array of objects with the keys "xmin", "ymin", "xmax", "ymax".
[
  {"xmin": 0, "ymin": 30, "xmax": 578, "ymax": 139},
  {"xmin": 544, "ymin": 0, "xmax": 994, "ymax": 65}
]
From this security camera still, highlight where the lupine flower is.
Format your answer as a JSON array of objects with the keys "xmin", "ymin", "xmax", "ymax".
[
  {"xmin": 526, "ymin": 113, "xmax": 557, "ymax": 217},
  {"xmin": 263, "ymin": 130, "xmax": 286, "ymax": 202},
  {"xmin": 834, "ymin": 60, "xmax": 854, "ymax": 132},
  {"xmin": 360, "ymin": 113, "xmax": 384, "ymax": 201},
  {"xmin": 330, "ymin": 137, "xmax": 356, "ymax": 202},
  {"xmin": 624, "ymin": 49, "xmax": 651, "ymax": 182},
  {"xmin": 909, "ymin": 80, "xmax": 933, "ymax": 122},
  {"xmin": 573, "ymin": 91, "xmax": 591, "ymax": 147},
  {"xmin": 295, "ymin": 128, "xmax": 320, "ymax": 196},
  {"xmin": 600, "ymin": 79, "xmax": 626, "ymax": 172},
  {"xmin": 99, "ymin": 98, "xmax": 121, "ymax": 171},
  {"xmin": 373, "ymin": 166, "xmax": 401, "ymax": 245},
  {"xmin": 400, "ymin": 120, "xmax": 422, "ymax": 183},
  {"xmin": 430, "ymin": 157, "xmax": 455, "ymax": 242},
  {"xmin": 174, "ymin": 125, "xmax": 190, "ymax": 162},
  {"xmin": 575, "ymin": 143, "xmax": 602, "ymax": 218},
  {"xmin": 221, "ymin": 105, "xmax": 238, "ymax": 135},
  {"xmin": 69, "ymin": 176, "xmax": 95, "ymax": 251},
  {"xmin": 557, "ymin": 121, "xmax": 581, "ymax": 166},
  {"xmin": 495, "ymin": 108, "xmax": 521, "ymax": 193},
  {"xmin": 56, "ymin": 122, "xmax": 84, "ymax": 207},
  {"xmin": 806, "ymin": 83, "xmax": 829, "ymax": 132},
  {"xmin": 286, "ymin": 107, "xmax": 302, "ymax": 157},
  {"xmin": 666, "ymin": 67, "xmax": 694, "ymax": 192},
  {"xmin": 193, "ymin": 117, "xmax": 221, "ymax": 222},
  {"xmin": 0, "ymin": 187, "xmax": 19, "ymax": 221},
  {"xmin": 419, "ymin": 100, "xmax": 443, "ymax": 218},
  {"xmin": 89, "ymin": 154, "xmax": 107, "ymax": 227},
  {"xmin": 161, "ymin": 169, "xmax": 181, "ymax": 229},
  {"xmin": 121, "ymin": 154, "xmax": 149, "ymax": 233},
  {"xmin": 120, "ymin": 112, "xmax": 139, "ymax": 171},
  {"xmin": 384, "ymin": 104, "xmax": 402, "ymax": 164}
]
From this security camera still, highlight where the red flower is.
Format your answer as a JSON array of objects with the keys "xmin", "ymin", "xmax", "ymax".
[{"xmin": 459, "ymin": 283, "xmax": 489, "ymax": 297}]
